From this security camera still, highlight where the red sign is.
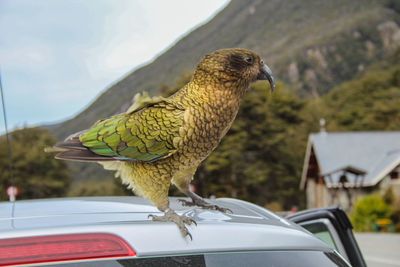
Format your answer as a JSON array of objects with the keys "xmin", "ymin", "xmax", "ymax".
[{"xmin": 6, "ymin": 186, "xmax": 18, "ymax": 197}]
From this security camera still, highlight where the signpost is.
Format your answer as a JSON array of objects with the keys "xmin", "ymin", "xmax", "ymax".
[{"xmin": 6, "ymin": 185, "xmax": 18, "ymax": 202}]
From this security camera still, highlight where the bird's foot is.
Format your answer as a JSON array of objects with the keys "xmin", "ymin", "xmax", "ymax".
[
  {"xmin": 148, "ymin": 209, "xmax": 197, "ymax": 240},
  {"xmin": 179, "ymin": 198, "xmax": 232, "ymax": 213}
]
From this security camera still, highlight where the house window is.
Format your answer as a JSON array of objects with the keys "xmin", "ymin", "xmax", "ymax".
[{"xmin": 390, "ymin": 166, "xmax": 400, "ymax": 180}]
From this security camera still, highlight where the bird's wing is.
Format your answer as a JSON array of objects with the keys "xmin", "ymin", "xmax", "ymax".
[
  {"xmin": 125, "ymin": 91, "xmax": 165, "ymax": 114},
  {"xmin": 55, "ymin": 100, "xmax": 184, "ymax": 162}
]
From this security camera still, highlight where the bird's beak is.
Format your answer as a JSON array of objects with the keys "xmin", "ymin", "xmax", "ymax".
[{"xmin": 257, "ymin": 64, "xmax": 275, "ymax": 92}]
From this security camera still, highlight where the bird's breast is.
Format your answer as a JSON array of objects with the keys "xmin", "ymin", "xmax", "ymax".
[{"xmin": 177, "ymin": 94, "xmax": 241, "ymax": 162}]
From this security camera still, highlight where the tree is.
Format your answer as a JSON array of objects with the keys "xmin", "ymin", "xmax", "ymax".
[
  {"xmin": 322, "ymin": 65, "xmax": 400, "ymax": 131},
  {"xmin": 0, "ymin": 127, "xmax": 72, "ymax": 201},
  {"xmin": 159, "ymin": 72, "xmax": 193, "ymax": 97}
]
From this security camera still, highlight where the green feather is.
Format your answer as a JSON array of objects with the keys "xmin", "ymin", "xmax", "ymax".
[
  {"xmin": 79, "ymin": 100, "xmax": 183, "ymax": 162},
  {"xmin": 103, "ymin": 132, "xmax": 121, "ymax": 146},
  {"xmin": 91, "ymin": 147, "xmax": 117, "ymax": 156}
]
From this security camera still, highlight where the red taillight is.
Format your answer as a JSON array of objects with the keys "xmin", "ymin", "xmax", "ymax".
[{"xmin": 0, "ymin": 233, "xmax": 136, "ymax": 266}]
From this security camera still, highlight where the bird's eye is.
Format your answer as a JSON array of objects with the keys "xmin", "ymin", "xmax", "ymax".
[{"xmin": 244, "ymin": 56, "xmax": 253, "ymax": 64}]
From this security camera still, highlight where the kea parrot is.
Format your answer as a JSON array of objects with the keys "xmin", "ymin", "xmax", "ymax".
[{"xmin": 48, "ymin": 48, "xmax": 274, "ymax": 239}]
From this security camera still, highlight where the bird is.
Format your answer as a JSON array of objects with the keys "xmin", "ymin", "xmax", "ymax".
[{"xmin": 47, "ymin": 48, "xmax": 274, "ymax": 239}]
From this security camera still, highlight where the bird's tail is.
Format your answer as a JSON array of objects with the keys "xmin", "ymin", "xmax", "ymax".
[
  {"xmin": 44, "ymin": 146, "xmax": 66, "ymax": 153},
  {"xmin": 45, "ymin": 130, "xmax": 115, "ymax": 162}
]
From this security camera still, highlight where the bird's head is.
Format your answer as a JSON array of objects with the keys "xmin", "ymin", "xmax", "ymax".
[{"xmin": 194, "ymin": 48, "xmax": 274, "ymax": 92}]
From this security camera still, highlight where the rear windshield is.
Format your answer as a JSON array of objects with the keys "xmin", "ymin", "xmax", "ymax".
[{"xmin": 56, "ymin": 250, "xmax": 349, "ymax": 267}]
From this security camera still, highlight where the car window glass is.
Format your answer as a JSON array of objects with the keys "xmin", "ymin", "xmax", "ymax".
[
  {"xmin": 302, "ymin": 221, "xmax": 338, "ymax": 250},
  {"xmin": 204, "ymin": 251, "xmax": 347, "ymax": 267},
  {"xmin": 55, "ymin": 250, "xmax": 348, "ymax": 267}
]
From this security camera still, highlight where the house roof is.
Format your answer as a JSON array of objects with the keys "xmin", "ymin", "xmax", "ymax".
[{"xmin": 300, "ymin": 131, "xmax": 400, "ymax": 188}]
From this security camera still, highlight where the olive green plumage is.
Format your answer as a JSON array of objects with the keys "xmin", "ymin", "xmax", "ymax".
[
  {"xmin": 79, "ymin": 101, "xmax": 183, "ymax": 162},
  {"xmin": 49, "ymin": 48, "xmax": 274, "ymax": 239}
]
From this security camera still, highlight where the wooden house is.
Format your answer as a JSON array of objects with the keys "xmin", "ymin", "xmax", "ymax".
[{"xmin": 300, "ymin": 131, "xmax": 400, "ymax": 211}]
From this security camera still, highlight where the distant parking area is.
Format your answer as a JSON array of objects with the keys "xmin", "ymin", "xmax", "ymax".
[{"xmin": 355, "ymin": 233, "xmax": 400, "ymax": 267}]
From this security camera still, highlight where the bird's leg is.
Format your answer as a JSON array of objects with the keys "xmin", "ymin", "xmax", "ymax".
[
  {"xmin": 178, "ymin": 190, "xmax": 232, "ymax": 213},
  {"xmin": 148, "ymin": 200, "xmax": 196, "ymax": 240},
  {"xmin": 172, "ymin": 168, "xmax": 232, "ymax": 213}
]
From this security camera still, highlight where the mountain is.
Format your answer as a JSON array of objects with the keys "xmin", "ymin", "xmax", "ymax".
[
  {"xmin": 44, "ymin": 0, "xmax": 400, "ymax": 185},
  {"xmin": 48, "ymin": 0, "xmax": 400, "ymax": 139}
]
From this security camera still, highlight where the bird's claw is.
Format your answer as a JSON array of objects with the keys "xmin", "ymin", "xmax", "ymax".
[
  {"xmin": 178, "ymin": 199, "xmax": 233, "ymax": 214},
  {"xmin": 148, "ymin": 209, "xmax": 196, "ymax": 240},
  {"xmin": 222, "ymin": 207, "xmax": 233, "ymax": 214}
]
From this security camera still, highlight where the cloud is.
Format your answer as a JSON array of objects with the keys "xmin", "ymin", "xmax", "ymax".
[
  {"xmin": 0, "ymin": 43, "xmax": 54, "ymax": 73},
  {"xmin": 83, "ymin": 0, "xmax": 230, "ymax": 83}
]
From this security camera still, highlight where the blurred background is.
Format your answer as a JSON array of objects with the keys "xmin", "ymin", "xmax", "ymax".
[{"xmin": 1, "ymin": 1, "xmax": 400, "ymax": 264}]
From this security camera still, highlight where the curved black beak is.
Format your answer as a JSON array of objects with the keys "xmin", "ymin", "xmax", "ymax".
[{"xmin": 257, "ymin": 64, "xmax": 275, "ymax": 92}]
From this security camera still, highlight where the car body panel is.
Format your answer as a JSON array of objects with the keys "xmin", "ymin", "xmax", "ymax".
[{"xmin": 0, "ymin": 197, "xmax": 334, "ymax": 258}]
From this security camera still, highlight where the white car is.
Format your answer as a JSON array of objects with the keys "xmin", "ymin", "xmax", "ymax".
[{"xmin": 0, "ymin": 197, "xmax": 365, "ymax": 266}]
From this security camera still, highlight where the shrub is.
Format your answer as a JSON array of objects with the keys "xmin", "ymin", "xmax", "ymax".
[{"xmin": 350, "ymin": 194, "xmax": 390, "ymax": 232}]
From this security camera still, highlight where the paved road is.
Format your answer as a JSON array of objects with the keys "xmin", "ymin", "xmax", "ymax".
[{"xmin": 355, "ymin": 233, "xmax": 400, "ymax": 267}]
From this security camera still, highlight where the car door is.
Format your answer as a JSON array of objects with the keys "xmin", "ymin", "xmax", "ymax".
[{"xmin": 286, "ymin": 206, "xmax": 367, "ymax": 267}]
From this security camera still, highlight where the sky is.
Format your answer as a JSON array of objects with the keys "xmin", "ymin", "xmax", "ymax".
[{"xmin": 0, "ymin": 0, "xmax": 230, "ymax": 133}]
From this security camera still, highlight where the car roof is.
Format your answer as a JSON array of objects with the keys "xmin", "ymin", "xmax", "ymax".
[{"xmin": 0, "ymin": 196, "xmax": 332, "ymax": 257}]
